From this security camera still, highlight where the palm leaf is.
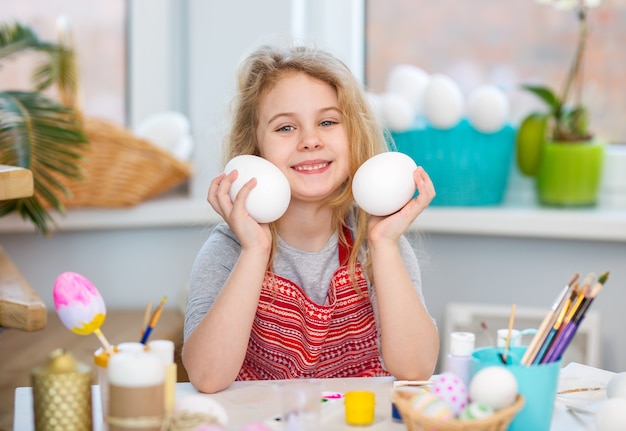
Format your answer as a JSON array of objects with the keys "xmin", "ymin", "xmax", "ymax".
[
  {"xmin": 0, "ymin": 21, "xmax": 45, "ymax": 60},
  {"xmin": 33, "ymin": 20, "xmax": 80, "ymax": 105},
  {"xmin": 1, "ymin": 21, "xmax": 72, "ymax": 99},
  {"xmin": 0, "ymin": 91, "xmax": 88, "ymax": 235}
]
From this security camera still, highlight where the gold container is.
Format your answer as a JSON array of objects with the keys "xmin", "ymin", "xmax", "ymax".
[{"xmin": 31, "ymin": 348, "xmax": 93, "ymax": 431}]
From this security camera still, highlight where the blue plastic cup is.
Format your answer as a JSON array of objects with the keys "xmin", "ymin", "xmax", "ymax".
[{"xmin": 471, "ymin": 346, "xmax": 561, "ymax": 431}]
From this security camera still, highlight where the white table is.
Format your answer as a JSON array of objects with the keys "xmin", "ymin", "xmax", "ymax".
[{"xmin": 14, "ymin": 363, "xmax": 612, "ymax": 431}]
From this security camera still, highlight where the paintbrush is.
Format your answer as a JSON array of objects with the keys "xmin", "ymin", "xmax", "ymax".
[
  {"xmin": 539, "ymin": 273, "xmax": 594, "ymax": 364},
  {"xmin": 542, "ymin": 272, "xmax": 609, "ymax": 364},
  {"xmin": 572, "ymin": 271, "xmax": 609, "ymax": 324},
  {"xmin": 480, "ymin": 321, "xmax": 505, "ymax": 364},
  {"xmin": 140, "ymin": 296, "xmax": 167, "ymax": 344},
  {"xmin": 480, "ymin": 321, "xmax": 498, "ymax": 347},
  {"xmin": 533, "ymin": 278, "xmax": 582, "ymax": 365},
  {"xmin": 522, "ymin": 273, "xmax": 579, "ymax": 365},
  {"xmin": 502, "ymin": 303, "xmax": 516, "ymax": 364},
  {"xmin": 141, "ymin": 300, "xmax": 152, "ymax": 338}
]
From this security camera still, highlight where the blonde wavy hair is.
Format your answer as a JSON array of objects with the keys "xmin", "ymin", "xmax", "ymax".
[{"xmin": 224, "ymin": 42, "xmax": 389, "ymax": 289}]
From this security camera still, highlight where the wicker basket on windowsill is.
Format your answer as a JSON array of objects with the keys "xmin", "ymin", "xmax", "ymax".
[
  {"xmin": 392, "ymin": 390, "xmax": 524, "ymax": 431},
  {"xmin": 46, "ymin": 116, "xmax": 193, "ymax": 208}
]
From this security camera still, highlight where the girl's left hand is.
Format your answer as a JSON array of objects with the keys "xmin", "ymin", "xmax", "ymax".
[{"xmin": 367, "ymin": 166, "xmax": 435, "ymax": 243}]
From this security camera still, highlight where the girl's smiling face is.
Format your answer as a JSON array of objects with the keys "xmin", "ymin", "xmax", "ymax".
[{"xmin": 256, "ymin": 71, "xmax": 350, "ymax": 206}]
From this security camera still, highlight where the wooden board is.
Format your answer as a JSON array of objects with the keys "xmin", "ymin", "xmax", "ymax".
[
  {"xmin": 0, "ymin": 165, "xmax": 34, "ymax": 200},
  {"xmin": 0, "ymin": 246, "xmax": 47, "ymax": 332}
]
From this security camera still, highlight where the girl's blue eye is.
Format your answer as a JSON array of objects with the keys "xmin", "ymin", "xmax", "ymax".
[
  {"xmin": 277, "ymin": 125, "xmax": 294, "ymax": 132},
  {"xmin": 320, "ymin": 120, "xmax": 336, "ymax": 127}
]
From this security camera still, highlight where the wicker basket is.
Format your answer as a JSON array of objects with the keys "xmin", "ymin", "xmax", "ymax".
[
  {"xmin": 392, "ymin": 390, "xmax": 524, "ymax": 431},
  {"xmin": 50, "ymin": 117, "xmax": 192, "ymax": 208}
]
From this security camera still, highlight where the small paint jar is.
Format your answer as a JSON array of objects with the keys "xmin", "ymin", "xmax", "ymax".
[{"xmin": 344, "ymin": 390, "xmax": 375, "ymax": 426}]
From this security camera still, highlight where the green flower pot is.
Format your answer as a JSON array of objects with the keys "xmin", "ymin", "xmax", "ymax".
[{"xmin": 536, "ymin": 140, "xmax": 605, "ymax": 207}]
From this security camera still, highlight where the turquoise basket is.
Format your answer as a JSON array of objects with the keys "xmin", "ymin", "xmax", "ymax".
[{"xmin": 390, "ymin": 119, "xmax": 515, "ymax": 206}]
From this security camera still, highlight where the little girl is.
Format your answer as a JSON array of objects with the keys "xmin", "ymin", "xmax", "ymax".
[{"xmin": 182, "ymin": 42, "xmax": 439, "ymax": 393}]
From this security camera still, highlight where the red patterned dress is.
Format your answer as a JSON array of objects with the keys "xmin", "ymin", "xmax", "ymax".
[{"xmin": 237, "ymin": 228, "xmax": 390, "ymax": 380}]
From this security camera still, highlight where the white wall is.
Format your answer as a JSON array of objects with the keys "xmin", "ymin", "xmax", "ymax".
[{"xmin": 0, "ymin": 226, "xmax": 211, "ymax": 312}]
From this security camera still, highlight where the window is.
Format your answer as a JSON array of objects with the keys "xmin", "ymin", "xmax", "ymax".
[
  {"xmin": 365, "ymin": 0, "xmax": 626, "ymax": 144},
  {"xmin": 0, "ymin": 0, "xmax": 127, "ymax": 125},
  {"xmin": 1, "ymin": 0, "xmax": 624, "ymax": 236}
]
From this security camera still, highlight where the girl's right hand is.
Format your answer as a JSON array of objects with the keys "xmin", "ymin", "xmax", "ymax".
[{"xmin": 208, "ymin": 170, "xmax": 272, "ymax": 253}]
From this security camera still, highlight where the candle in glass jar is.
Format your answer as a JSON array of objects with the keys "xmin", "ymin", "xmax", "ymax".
[{"xmin": 107, "ymin": 350, "xmax": 165, "ymax": 431}]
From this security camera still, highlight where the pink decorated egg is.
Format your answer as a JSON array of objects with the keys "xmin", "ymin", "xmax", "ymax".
[
  {"xmin": 53, "ymin": 272, "xmax": 106, "ymax": 335},
  {"xmin": 431, "ymin": 372, "xmax": 469, "ymax": 417}
]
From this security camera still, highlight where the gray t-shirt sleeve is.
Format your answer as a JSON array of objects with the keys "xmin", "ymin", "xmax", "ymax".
[{"xmin": 184, "ymin": 223, "xmax": 241, "ymax": 341}]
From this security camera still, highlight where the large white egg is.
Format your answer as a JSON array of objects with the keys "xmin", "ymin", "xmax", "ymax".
[
  {"xmin": 469, "ymin": 366, "xmax": 518, "ymax": 411},
  {"xmin": 422, "ymin": 74, "xmax": 464, "ymax": 129},
  {"xmin": 596, "ymin": 398, "xmax": 626, "ymax": 431},
  {"xmin": 224, "ymin": 155, "xmax": 291, "ymax": 223},
  {"xmin": 386, "ymin": 64, "xmax": 431, "ymax": 115},
  {"xmin": 352, "ymin": 152, "xmax": 417, "ymax": 216},
  {"xmin": 467, "ymin": 85, "xmax": 510, "ymax": 133}
]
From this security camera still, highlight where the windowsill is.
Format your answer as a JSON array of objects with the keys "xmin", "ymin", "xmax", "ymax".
[
  {"xmin": 417, "ymin": 202, "xmax": 626, "ymax": 242},
  {"xmin": 1, "ymin": 193, "xmax": 624, "ymax": 242}
]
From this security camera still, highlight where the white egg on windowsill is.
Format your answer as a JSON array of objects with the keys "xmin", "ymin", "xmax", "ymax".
[
  {"xmin": 422, "ymin": 74, "xmax": 464, "ymax": 129},
  {"xmin": 224, "ymin": 155, "xmax": 291, "ymax": 223},
  {"xmin": 379, "ymin": 93, "xmax": 416, "ymax": 132},
  {"xmin": 352, "ymin": 152, "xmax": 417, "ymax": 216},
  {"xmin": 467, "ymin": 85, "xmax": 510, "ymax": 134},
  {"xmin": 386, "ymin": 64, "xmax": 431, "ymax": 116}
]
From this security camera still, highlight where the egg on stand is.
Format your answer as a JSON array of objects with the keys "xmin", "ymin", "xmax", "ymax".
[{"xmin": 53, "ymin": 271, "xmax": 113, "ymax": 352}]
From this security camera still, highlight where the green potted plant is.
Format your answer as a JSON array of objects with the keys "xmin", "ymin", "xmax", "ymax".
[
  {"xmin": 0, "ymin": 20, "xmax": 88, "ymax": 235},
  {"xmin": 516, "ymin": 0, "xmax": 605, "ymax": 207}
]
